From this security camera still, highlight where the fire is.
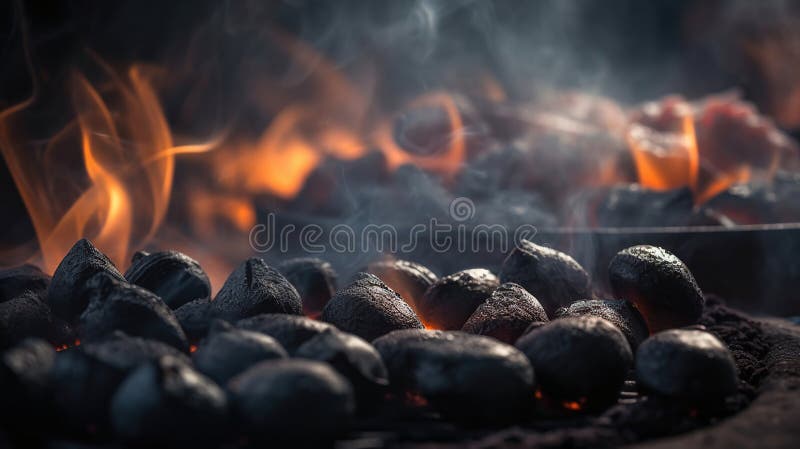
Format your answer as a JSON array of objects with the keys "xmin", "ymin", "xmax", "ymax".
[
  {"xmin": 0, "ymin": 63, "xmax": 213, "ymax": 272},
  {"xmin": 375, "ymin": 92, "xmax": 468, "ymax": 177},
  {"xmin": 626, "ymin": 94, "xmax": 795, "ymax": 206},
  {"xmin": 213, "ymin": 107, "xmax": 366, "ymax": 199},
  {"xmin": 561, "ymin": 400, "xmax": 585, "ymax": 411},
  {"xmin": 625, "ymin": 98, "xmax": 700, "ymax": 193}
]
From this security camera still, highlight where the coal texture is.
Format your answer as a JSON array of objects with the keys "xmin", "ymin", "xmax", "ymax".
[
  {"xmin": 462, "ymin": 282, "xmax": 549, "ymax": 344},
  {"xmin": 228, "ymin": 359, "xmax": 355, "ymax": 443},
  {"xmin": 555, "ymin": 299, "xmax": 650, "ymax": 349},
  {"xmin": 212, "ymin": 258, "xmax": 302, "ymax": 321},
  {"xmin": 365, "ymin": 259, "xmax": 438, "ymax": 313},
  {"xmin": 174, "ymin": 297, "xmax": 214, "ymax": 342},
  {"xmin": 47, "ymin": 238, "xmax": 125, "ymax": 322},
  {"xmin": 373, "ymin": 329, "xmax": 535, "ymax": 423},
  {"xmin": 0, "ymin": 264, "xmax": 50, "ymax": 303},
  {"xmin": 79, "ymin": 273, "xmax": 188, "ymax": 351},
  {"xmin": 235, "ymin": 313, "xmax": 337, "ymax": 354},
  {"xmin": 110, "ymin": 356, "xmax": 229, "ymax": 447},
  {"xmin": 500, "ymin": 240, "xmax": 591, "ymax": 318},
  {"xmin": 0, "ymin": 291, "xmax": 74, "ymax": 350},
  {"xmin": 0, "ymin": 339, "xmax": 56, "ymax": 430},
  {"xmin": 278, "ymin": 257, "xmax": 338, "ymax": 318},
  {"xmin": 515, "ymin": 316, "xmax": 633, "ymax": 409},
  {"xmin": 296, "ymin": 328, "xmax": 389, "ymax": 410},
  {"xmin": 322, "ymin": 273, "xmax": 423, "ymax": 341},
  {"xmin": 417, "ymin": 269, "xmax": 499, "ymax": 330},
  {"xmin": 609, "ymin": 245, "xmax": 704, "ymax": 332},
  {"xmin": 124, "ymin": 250, "xmax": 211, "ymax": 309},
  {"xmin": 636, "ymin": 329, "xmax": 739, "ymax": 404},
  {"xmin": 50, "ymin": 332, "xmax": 190, "ymax": 435},
  {"xmin": 193, "ymin": 320, "xmax": 288, "ymax": 384}
]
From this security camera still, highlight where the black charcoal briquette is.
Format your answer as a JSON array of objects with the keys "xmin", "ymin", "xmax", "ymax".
[
  {"xmin": 321, "ymin": 273, "xmax": 423, "ymax": 341},
  {"xmin": 278, "ymin": 257, "xmax": 338, "ymax": 318},
  {"xmin": 417, "ymin": 269, "xmax": 499, "ymax": 330},
  {"xmin": 212, "ymin": 258, "xmax": 302, "ymax": 321},
  {"xmin": 500, "ymin": 240, "xmax": 591, "ymax": 318},
  {"xmin": 124, "ymin": 250, "xmax": 211, "ymax": 309},
  {"xmin": 609, "ymin": 245, "xmax": 704, "ymax": 332},
  {"xmin": 462, "ymin": 282, "xmax": 549, "ymax": 343}
]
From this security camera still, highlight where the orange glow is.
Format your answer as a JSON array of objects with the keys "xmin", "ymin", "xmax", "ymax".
[
  {"xmin": 481, "ymin": 74, "xmax": 507, "ymax": 103},
  {"xmin": 404, "ymin": 390, "xmax": 430, "ymax": 407},
  {"xmin": 54, "ymin": 339, "xmax": 81, "ymax": 352},
  {"xmin": 626, "ymin": 97, "xmax": 757, "ymax": 205},
  {"xmin": 375, "ymin": 92, "xmax": 467, "ymax": 178},
  {"xmin": 213, "ymin": 107, "xmax": 352, "ymax": 199},
  {"xmin": 189, "ymin": 344, "xmax": 198, "ymax": 353},
  {"xmin": 626, "ymin": 102, "xmax": 699, "ymax": 193},
  {"xmin": 562, "ymin": 400, "xmax": 584, "ymax": 411},
  {"xmin": 208, "ymin": 29, "xmax": 370, "ymax": 199},
  {"xmin": 188, "ymin": 191, "xmax": 257, "ymax": 237}
]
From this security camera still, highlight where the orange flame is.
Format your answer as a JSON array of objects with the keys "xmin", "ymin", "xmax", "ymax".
[
  {"xmin": 626, "ymin": 97, "xmax": 757, "ymax": 205},
  {"xmin": 0, "ymin": 65, "xmax": 213, "ymax": 272},
  {"xmin": 625, "ymin": 101, "xmax": 699, "ymax": 193}
]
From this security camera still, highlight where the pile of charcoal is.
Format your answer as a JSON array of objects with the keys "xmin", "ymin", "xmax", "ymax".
[{"xmin": 1, "ymin": 238, "xmax": 752, "ymax": 448}]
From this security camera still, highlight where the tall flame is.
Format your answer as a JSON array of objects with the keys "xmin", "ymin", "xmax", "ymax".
[{"xmin": 0, "ymin": 65, "xmax": 211, "ymax": 271}]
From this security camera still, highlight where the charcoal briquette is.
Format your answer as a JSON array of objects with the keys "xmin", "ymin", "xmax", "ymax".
[
  {"xmin": 174, "ymin": 297, "xmax": 214, "ymax": 342},
  {"xmin": 296, "ymin": 328, "xmax": 388, "ymax": 410},
  {"xmin": 111, "ymin": 356, "xmax": 229, "ymax": 447},
  {"xmin": 1, "ymin": 291, "xmax": 74, "ymax": 350},
  {"xmin": 235, "ymin": 313, "xmax": 338, "ymax": 354},
  {"xmin": 373, "ymin": 329, "xmax": 535, "ymax": 423},
  {"xmin": 50, "ymin": 332, "xmax": 190, "ymax": 435},
  {"xmin": 515, "ymin": 316, "xmax": 632, "ymax": 409},
  {"xmin": 193, "ymin": 320, "xmax": 288, "ymax": 384},
  {"xmin": 500, "ymin": 240, "xmax": 591, "ymax": 318},
  {"xmin": 0, "ymin": 264, "xmax": 50, "ymax": 303},
  {"xmin": 365, "ymin": 259, "xmax": 438, "ymax": 313},
  {"xmin": 462, "ymin": 282, "xmax": 549, "ymax": 344},
  {"xmin": 321, "ymin": 273, "xmax": 423, "ymax": 341},
  {"xmin": 555, "ymin": 299, "xmax": 649, "ymax": 349},
  {"xmin": 212, "ymin": 258, "xmax": 302, "ymax": 322},
  {"xmin": 417, "ymin": 269, "xmax": 499, "ymax": 330},
  {"xmin": 47, "ymin": 238, "xmax": 125, "ymax": 322},
  {"xmin": 277, "ymin": 257, "xmax": 338, "ymax": 318},
  {"xmin": 0, "ymin": 339, "xmax": 56, "ymax": 430},
  {"xmin": 79, "ymin": 272, "xmax": 188, "ymax": 351},
  {"xmin": 228, "ymin": 359, "xmax": 355, "ymax": 443},
  {"xmin": 124, "ymin": 250, "xmax": 211, "ymax": 309},
  {"xmin": 609, "ymin": 245, "xmax": 704, "ymax": 332},
  {"xmin": 635, "ymin": 329, "xmax": 738, "ymax": 404}
]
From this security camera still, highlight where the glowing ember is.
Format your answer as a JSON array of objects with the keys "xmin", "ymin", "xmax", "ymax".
[
  {"xmin": 562, "ymin": 397, "xmax": 590, "ymax": 411},
  {"xmin": 626, "ymin": 97, "xmax": 699, "ymax": 194}
]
